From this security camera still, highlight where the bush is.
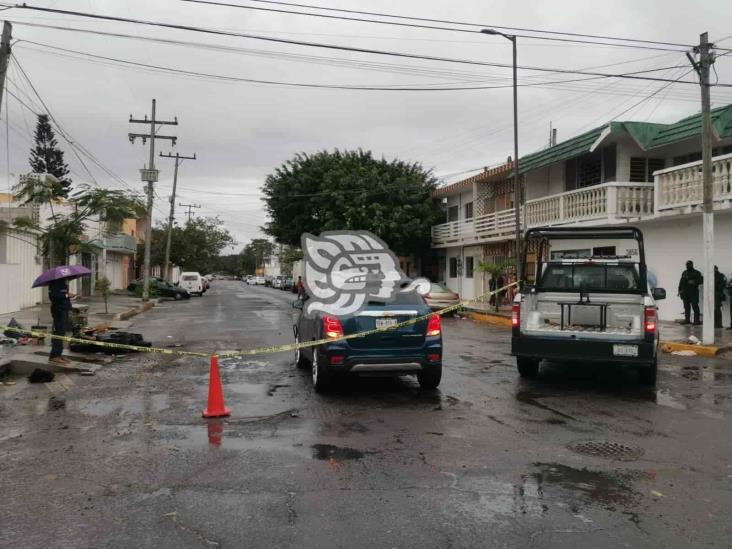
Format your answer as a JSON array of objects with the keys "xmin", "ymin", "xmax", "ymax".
[
  {"xmin": 95, "ymin": 276, "xmax": 111, "ymax": 314},
  {"xmin": 133, "ymin": 279, "xmax": 160, "ymax": 298}
]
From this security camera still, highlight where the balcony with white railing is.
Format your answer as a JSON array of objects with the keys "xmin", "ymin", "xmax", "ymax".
[
  {"xmin": 431, "ymin": 182, "xmax": 655, "ymax": 247},
  {"xmin": 655, "ymin": 152, "xmax": 732, "ymax": 212},
  {"xmin": 524, "ymin": 182, "xmax": 655, "ymax": 227}
]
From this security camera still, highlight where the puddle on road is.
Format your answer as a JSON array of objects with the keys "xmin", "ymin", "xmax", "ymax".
[
  {"xmin": 311, "ymin": 444, "xmax": 369, "ymax": 461},
  {"xmin": 449, "ymin": 462, "xmax": 647, "ymax": 524},
  {"xmin": 531, "ymin": 462, "xmax": 645, "ymax": 511}
]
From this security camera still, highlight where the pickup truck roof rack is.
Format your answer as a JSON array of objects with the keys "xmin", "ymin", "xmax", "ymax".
[{"xmin": 524, "ymin": 226, "xmax": 643, "ymax": 241}]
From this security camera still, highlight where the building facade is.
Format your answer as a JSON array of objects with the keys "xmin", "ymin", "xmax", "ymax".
[{"xmin": 432, "ymin": 105, "xmax": 732, "ymax": 320}]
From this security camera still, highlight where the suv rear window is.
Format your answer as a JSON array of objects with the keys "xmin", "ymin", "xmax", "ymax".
[
  {"xmin": 539, "ymin": 263, "xmax": 640, "ymax": 291},
  {"xmin": 182, "ymin": 275, "xmax": 198, "ymax": 281}
]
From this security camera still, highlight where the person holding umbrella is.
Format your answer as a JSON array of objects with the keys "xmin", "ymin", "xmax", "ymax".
[{"xmin": 33, "ymin": 265, "xmax": 91, "ymax": 365}]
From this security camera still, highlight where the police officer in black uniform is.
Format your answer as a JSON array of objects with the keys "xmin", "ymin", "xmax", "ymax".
[{"xmin": 678, "ymin": 260, "xmax": 703, "ymax": 325}]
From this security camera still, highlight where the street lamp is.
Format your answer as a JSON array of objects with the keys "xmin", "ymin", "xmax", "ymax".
[{"xmin": 481, "ymin": 28, "xmax": 522, "ymax": 286}]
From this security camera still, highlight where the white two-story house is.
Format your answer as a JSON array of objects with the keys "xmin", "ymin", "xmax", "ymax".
[{"xmin": 432, "ymin": 104, "xmax": 732, "ymax": 321}]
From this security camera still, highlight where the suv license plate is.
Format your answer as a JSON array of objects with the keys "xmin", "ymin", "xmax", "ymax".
[
  {"xmin": 613, "ymin": 344, "xmax": 638, "ymax": 357},
  {"xmin": 375, "ymin": 318, "xmax": 398, "ymax": 329}
]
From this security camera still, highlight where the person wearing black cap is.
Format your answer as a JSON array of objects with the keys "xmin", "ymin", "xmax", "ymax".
[{"xmin": 678, "ymin": 260, "xmax": 703, "ymax": 325}]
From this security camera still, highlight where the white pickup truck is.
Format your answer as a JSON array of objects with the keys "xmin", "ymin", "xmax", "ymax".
[{"xmin": 511, "ymin": 227, "xmax": 666, "ymax": 385}]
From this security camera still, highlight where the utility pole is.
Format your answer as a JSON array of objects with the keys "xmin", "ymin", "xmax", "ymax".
[
  {"xmin": 128, "ymin": 99, "xmax": 178, "ymax": 302},
  {"xmin": 0, "ymin": 22, "xmax": 12, "ymax": 113},
  {"xmin": 160, "ymin": 151, "xmax": 196, "ymax": 281},
  {"xmin": 179, "ymin": 202, "xmax": 201, "ymax": 223},
  {"xmin": 481, "ymin": 29, "xmax": 521, "ymax": 285},
  {"xmin": 687, "ymin": 33, "xmax": 716, "ymax": 344}
]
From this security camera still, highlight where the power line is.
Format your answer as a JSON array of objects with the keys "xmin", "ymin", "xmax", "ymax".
[
  {"xmin": 5, "ymin": 5, "xmax": 731, "ymax": 86},
  {"xmin": 179, "ymin": 0, "xmax": 703, "ymax": 53},
  {"xmin": 15, "ymin": 40, "xmax": 696, "ymax": 93},
  {"xmin": 184, "ymin": 0, "xmax": 703, "ymax": 50}
]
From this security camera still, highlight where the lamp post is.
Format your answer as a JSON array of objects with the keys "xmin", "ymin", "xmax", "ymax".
[{"xmin": 481, "ymin": 29, "xmax": 522, "ymax": 285}]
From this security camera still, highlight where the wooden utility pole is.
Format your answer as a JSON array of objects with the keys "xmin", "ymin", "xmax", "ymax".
[
  {"xmin": 128, "ymin": 99, "xmax": 178, "ymax": 301},
  {"xmin": 179, "ymin": 202, "xmax": 201, "ymax": 223},
  {"xmin": 687, "ymin": 33, "xmax": 716, "ymax": 344},
  {"xmin": 0, "ymin": 22, "xmax": 12, "ymax": 113},
  {"xmin": 160, "ymin": 151, "xmax": 196, "ymax": 281}
]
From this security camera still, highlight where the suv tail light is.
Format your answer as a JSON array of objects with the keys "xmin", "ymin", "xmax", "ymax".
[
  {"xmin": 512, "ymin": 303, "xmax": 521, "ymax": 328},
  {"xmin": 426, "ymin": 314, "xmax": 441, "ymax": 337},
  {"xmin": 644, "ymin": 307, "xmax": 657, "ymax": 334},
  {"xmin": 323, "ymin": 315, "xmax": 344, "ymax": 339}
]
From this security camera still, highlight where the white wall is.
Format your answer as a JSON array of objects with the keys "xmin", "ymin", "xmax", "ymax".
[
  {"xmin": 0, "ymin": 229, "xmax": 42, "ymax": 312},
  {"xmin": 640, "ymin": 212, "xmax": 732, "ymax": 322}
]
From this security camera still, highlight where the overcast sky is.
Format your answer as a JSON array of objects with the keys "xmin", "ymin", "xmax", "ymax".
[{"xmin": 2, "ymin": 0, "xmax": 731, "ymax": 249}]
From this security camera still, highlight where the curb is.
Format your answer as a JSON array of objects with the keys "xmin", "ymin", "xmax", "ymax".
[
  {"xmin": 660, "ymin": 341, "xmax": 720, "ymax": 357},
  {"xmin": 113, "ymin": 300, "xmax": 156, "ymax": 321},
  {"xmin": 465, "ymin": 310, "xmax": 513, "ymax": 327}
]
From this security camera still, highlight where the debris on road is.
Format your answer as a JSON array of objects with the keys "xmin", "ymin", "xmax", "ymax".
[{"xmin": 28, "ymin": 368, "xmax": 55, "ymax": 383}]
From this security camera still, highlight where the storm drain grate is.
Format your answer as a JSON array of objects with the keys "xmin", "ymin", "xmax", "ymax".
[{"xmin": 567, "ymin": 440, "xmax": 644, "ymax": 461}]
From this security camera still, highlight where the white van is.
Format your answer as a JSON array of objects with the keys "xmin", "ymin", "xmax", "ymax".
[{"xmin": 179, "ymin": 272, "xmax": 204, "ymax": 296}]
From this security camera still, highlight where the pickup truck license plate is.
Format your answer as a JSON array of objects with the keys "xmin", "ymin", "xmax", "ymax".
[
  {"xmin": 375, "ymin": 317, "xmax": 398, "ymax": 329},
  {"xmin": 613, "ymin": 344, "xmax": 638, "ymax": 357}
]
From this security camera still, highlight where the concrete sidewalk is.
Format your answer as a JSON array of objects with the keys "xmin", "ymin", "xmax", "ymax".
[
  {"xmin": 0, "ymin": 292, "xmax": 154, "ymax": 330},
  {"xmin": 1, "ymin": 292, "xmax": 157, "ymax": 378}
]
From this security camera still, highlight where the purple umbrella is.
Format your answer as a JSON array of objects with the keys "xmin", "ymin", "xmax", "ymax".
[{"xmin": 32, "ymin": 265, "xmax": 92, "ymax": 288}]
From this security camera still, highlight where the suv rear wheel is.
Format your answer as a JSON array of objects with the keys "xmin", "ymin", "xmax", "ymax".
[
  {"xmin": 417, "ymin": 366, "xmax": 442, "ymax": 390},
  {"xmin": 294, "ymin": 336, "xmax": 309, "ymax": 369},
  {"xmin": 517, "ymin": 357, "xmax": 540, "ymax": 378},
  {"xmin": 312, "ymin": 348, "xmax": 332, "ymax": 392}
]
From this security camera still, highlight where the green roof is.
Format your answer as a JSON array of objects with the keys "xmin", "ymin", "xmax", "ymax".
[
  {"xmin": 519, "ymin": 125, "xmax": 605, "ymax": 174},
  {"xmin": 518, "ymin": 103, "xmax": 732, "ymax": 174}
]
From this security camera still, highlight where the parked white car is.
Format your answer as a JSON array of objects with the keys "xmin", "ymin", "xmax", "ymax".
[
  {"xmin": 247, "ymin": 276, "xmax": 266, "ymax": 285},
  {"xmin": 179, "ymin": 272, "xmax": 204, "ymax": 296}
]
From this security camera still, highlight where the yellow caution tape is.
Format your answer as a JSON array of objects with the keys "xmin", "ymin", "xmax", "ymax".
[{"xmin": 2, "ymin": 282, "xmax": 517, "ymax": 359}]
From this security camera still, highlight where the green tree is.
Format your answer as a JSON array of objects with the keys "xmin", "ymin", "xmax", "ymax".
[
  {"xmin": 141, "ymin": 217, "xmax": 234, "ymax": 275},
  {"xmin": 28, "ymin": 114, "xmax": 71, "ymax": 198},
  {"xmin": 245, "ymin": 238, "xmax": 274, "ymax": 272},
  {"xmin": 12, "ymin": 184, "xmax": 144, "ymax": 266},
  {"xmin": 262, "ymin": 149, "xmax": 440, "ymax": 256}
]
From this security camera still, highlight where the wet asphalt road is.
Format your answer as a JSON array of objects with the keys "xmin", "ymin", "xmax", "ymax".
[{"xmin": 2, "ymin": 280, "xmax": 732, "ymax": 548}]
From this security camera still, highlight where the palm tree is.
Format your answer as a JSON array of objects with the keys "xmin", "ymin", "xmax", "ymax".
[{"xmin": 477, "ymin": 259, "xmax": 514, "ymax": 311}]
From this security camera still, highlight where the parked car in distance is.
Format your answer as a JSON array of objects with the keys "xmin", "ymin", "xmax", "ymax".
[
  {"xmin": 202, "ymin": 277, "xmax": 210, "ymax": 292},
  {"xmin": 243, "ymin": 275, "xmax": 252, "ymax": 283},
  {"xmin": 248, "ymin": 276, "xmax": 266, "ymax": 285},
  {"xmin": 179, "ymin": 272, "xmax": 205, "ymax": 296},
  {"xmin": 282, "ymin": 277, "xmax": 294, "ymax": 291},
  {"xmin": 424, "ymin": 283, "xmax": 460, "ymax": 311},
  {"xmin": 264, "ymin": 275, "xmax": 275, "ymax": 287},
  {"xmin": 272, "ymin": 275, "xmax": 287, "ymax": 289},
  {"xmin": 512, "ymin": 226, "xmax": 665, "ymax": 385},
  {"xmin": 127, "ymin": 278, "xmax": 190, "ymax": 300},
  {"xmin": 293, "ymin": 287, "xmax": 442, "ymax": 392}
]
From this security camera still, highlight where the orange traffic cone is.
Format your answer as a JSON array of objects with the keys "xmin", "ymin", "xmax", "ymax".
[{"xmin": 202, "ymin": 355, "xmax": 231, "ymax": 418}]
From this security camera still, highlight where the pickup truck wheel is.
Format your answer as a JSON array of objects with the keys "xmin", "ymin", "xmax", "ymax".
[
  {"xmin": 638, "ymin": 360, "xmax": 658, "ymax": 385},
  {"xmin": 417, "ymin": 366, "xmax": 442, "ymax": 390},
  {"xmin": 517, "ymin": 357, "xmax": 540, "ymax": 378}
]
